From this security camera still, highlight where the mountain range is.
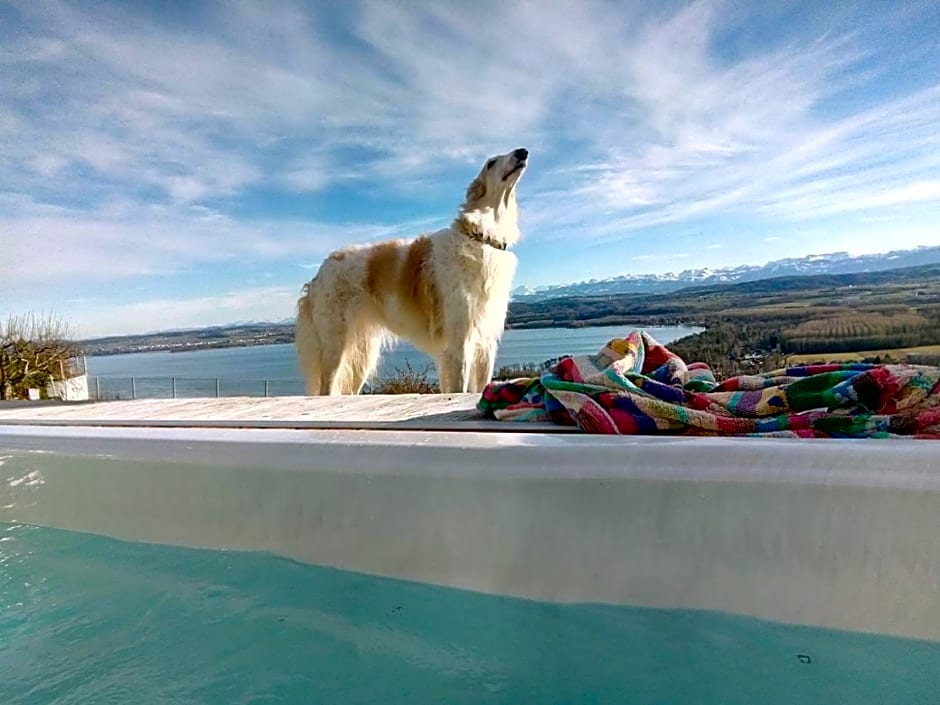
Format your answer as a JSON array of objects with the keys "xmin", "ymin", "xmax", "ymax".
[{"xmin": 512, "ymin": 245, "xmax": 940, "ymax": 300}]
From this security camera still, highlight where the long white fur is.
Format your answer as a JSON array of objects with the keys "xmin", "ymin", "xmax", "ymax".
[{"xmin": 295, "ymin": 148, "xmax": 528, "ymax": 395}]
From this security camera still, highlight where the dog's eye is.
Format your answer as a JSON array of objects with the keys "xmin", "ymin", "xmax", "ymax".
[{"xmin": 485, "ymin": 159, "xmax": 496, "ymax": 169}]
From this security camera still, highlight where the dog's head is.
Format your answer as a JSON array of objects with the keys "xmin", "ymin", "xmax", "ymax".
[
  {"xmin": 465, "ymin": 148, "xmax": 528, "ymax": 205},
  {"xmin": 458, "ymin": 148, "xmax": 528, "ymax": 247}
]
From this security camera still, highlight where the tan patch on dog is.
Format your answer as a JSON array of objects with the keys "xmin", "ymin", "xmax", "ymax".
[
  {"xmin": 465, "ymin": 175, "xmax": 486, "ymax": 204},
  {"xmin": 365, "ymin": 242, "xmax": 400, "ymax": 300},
  {"xmin": 400, "ymin": 236, "xmax": 443, "ymax": 339}
]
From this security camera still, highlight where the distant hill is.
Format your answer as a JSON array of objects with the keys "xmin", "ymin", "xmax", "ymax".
[
  {"xmin": 81, "ymin": 322, "xmax": 295, "ymax": 356},
  {"xmin": 506, "ymin": 262, "xmax": 940, "ymax": 330},
  {"xmin": 512, "ymin": 245, "xmax": 940, "ymax": 300},
  {"xmin": 81, "ymin": 258, "xmax": 940, "ymax": 357}
]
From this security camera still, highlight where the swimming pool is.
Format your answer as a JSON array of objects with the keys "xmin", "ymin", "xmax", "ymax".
[
  {"xmin": 2, "ymin": 523, "xmax": 938, "ymax": 704},
  {"xmin": 1, "ymin": 425, "xmax": 939, "ymax": 702}
]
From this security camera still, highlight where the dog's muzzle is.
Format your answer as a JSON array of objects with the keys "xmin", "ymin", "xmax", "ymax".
[{"xmin": 504, "ymin": 147, "xmax": 528, "ymax": 179}]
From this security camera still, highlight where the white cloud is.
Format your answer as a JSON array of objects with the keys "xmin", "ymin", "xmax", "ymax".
[
  {"xmin": 1, "ymin": 0, "xmax": 938, "ymax": 332},
  {"xmin": 5, "ymin": 0, "xmax": 938, "ymax": 219},
  {"xmin": 68, "ymin": 286, "xmax": 302, "ymax": 338},
  {"xmin": 0, "ymin": 198, "xmax": 440, "ymax": 290},
  {"xmin": 518, "ymin": 9, "xmax": 940, "ymax": 239}
]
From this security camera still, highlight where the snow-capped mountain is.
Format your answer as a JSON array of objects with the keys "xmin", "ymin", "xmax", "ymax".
[{"xmin": 512, "ymin": 245, "xmax": 940, "ymax": 300}]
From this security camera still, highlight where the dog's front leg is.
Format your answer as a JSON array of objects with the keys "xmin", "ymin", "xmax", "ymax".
[
  {"xmin": 470, "ymin": 341, "xmax": 498, "ymax": 393},
  {"xmin": 438, "ymin": 345, "xmax": 472, "ymax": 393}
]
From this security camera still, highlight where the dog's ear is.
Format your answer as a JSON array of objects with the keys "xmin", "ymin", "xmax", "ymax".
[{"xmin": 465, "ymin": 174, "xmax": 487, "ymax": 204}]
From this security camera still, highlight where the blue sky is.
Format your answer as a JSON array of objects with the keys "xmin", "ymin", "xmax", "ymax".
[{"xmin": 1, "ymin": 0, "xmax": 938, "ymax": 337}]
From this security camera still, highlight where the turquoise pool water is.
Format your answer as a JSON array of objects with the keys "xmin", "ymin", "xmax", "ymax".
[{"xmin": 2, "ymin": 522, "xmax": 938, "ymax": 704}]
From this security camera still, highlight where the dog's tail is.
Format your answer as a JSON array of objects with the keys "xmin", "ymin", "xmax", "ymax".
[
  {"xmin": 295, "ymin": 281, "xmax": 322, "ymax": 395},
  {"xmin": 297, "ymin": 281, "xmax": 314, "ymax": 325}
]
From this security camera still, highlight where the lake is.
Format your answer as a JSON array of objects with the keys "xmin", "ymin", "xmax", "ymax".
[{"xmin": 86, "ymin": 324, "xmax": 700, "ymax": 398}]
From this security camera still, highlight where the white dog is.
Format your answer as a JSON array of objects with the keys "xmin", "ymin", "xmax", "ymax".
[{"xmin": 295, "ymin": 148, "xmax": 528, "ymax": 395}]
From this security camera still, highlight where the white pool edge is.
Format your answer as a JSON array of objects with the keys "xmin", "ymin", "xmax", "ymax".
[{"xmin": 2, "ymin": 425, "xmax": 939, "ymax": 642}]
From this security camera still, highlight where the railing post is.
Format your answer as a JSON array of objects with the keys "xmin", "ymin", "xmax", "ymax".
[
  {"xmin": 131, "ymin": 377, "xmax": 137, "ymax": 399},
  {"xmin": 172, "ymin": 377, "xmax": 177, "ymax": 399},
  {"xmin": 215, "ymin": 378, "xmax": 220, "ymax": 397},
  {"xmin": 95, "ymin": 376, "xmax": 100, "ymax": 400},
  {"xmin": 264, "ymin": 379, "xmax": 269, "ymax": 397}
]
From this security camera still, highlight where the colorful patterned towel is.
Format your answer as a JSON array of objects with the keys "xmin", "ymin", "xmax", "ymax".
[{"xmin": 478, "ymin": 330, "xmax": 940, "ymax": 438}]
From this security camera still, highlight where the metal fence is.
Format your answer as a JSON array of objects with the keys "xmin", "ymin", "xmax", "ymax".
[
  {"xmin": 66, "ymin": 355, "xmax": 88, "ymax": 377},
  {"xmin": 89, "ymin": 376, "xmax": 307, "ymax": 400}
]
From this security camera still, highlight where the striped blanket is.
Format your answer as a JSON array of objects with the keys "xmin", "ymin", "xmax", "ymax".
[{"xmin": 478, "ymin": 330, "xmax": 940, "ymax": 438}]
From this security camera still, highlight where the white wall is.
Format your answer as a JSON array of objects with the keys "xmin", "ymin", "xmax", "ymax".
[{"xmin": 47, "ymin": 374, "xmax": 89, "ymax": 401}]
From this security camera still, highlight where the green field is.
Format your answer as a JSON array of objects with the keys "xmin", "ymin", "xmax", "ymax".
[
  {"xmin": 785, "ymin": 344, "xmax": 940, "ymax": 365},
  {"xmin": 506, "ymin": 263, "xmax": 940, "ymax": 375}
]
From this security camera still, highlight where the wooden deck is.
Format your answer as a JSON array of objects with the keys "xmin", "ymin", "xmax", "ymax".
[{"xmin": 0, "ymin": 394, "xmax": 572, "ymax": 432}]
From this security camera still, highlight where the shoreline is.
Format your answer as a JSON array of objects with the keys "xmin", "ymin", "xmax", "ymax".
[{"xmin": 83, "ymin": 320, "xmax": 701, "ymax": 358}]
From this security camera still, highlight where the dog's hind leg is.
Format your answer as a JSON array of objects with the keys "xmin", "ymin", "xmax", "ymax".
[
  {"xmin": 315, "ymin": 333, "xmax": 347, "ymax": 395},
  {"xmin": 343, "ymin": 326, "xmax": 383, "ymax": 395},
  {"xmin": 300, "ymin": 353, "xmax": 323, "ymax": 395},
  {"xmin": 315, "ymin": 309, "xmax": 382, "ymax": 395}
]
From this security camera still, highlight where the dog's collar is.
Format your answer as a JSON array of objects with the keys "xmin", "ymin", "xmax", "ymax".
[{"xmin": 462, "ymin": 229, "xmax": 507, "ymax": 251}]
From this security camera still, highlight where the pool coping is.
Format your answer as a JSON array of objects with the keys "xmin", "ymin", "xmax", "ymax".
[{"xmin": 1, "ymin": 397, "xmax": 938, "ymax": 642}]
